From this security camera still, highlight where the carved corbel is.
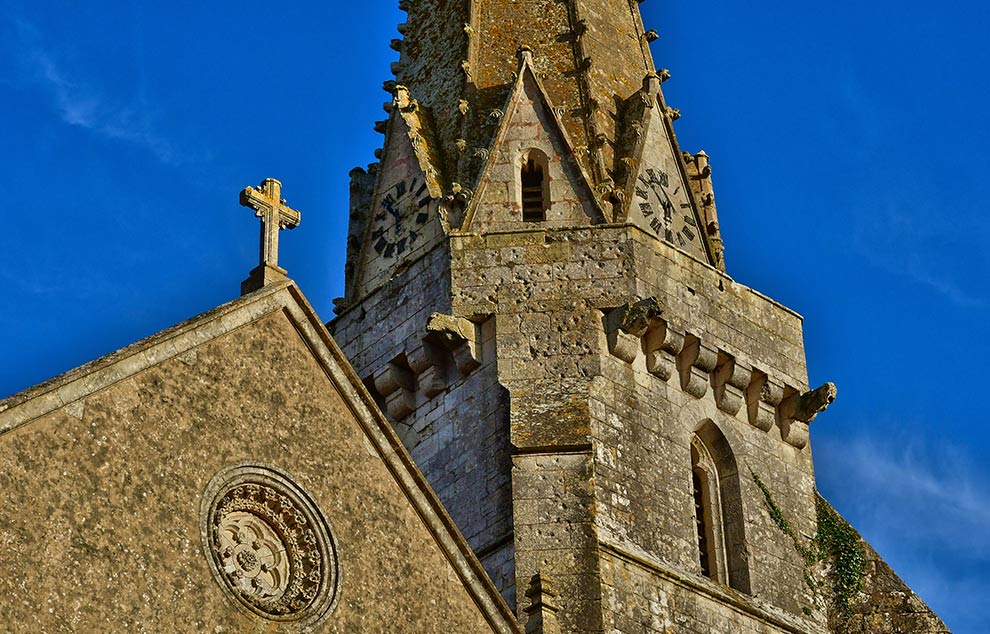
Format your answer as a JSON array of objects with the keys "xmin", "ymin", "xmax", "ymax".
[
  {"xmin": 713, "ymin": 352, "xmax": 749, "ymax": 416},
  {"xmin": 777, "ymin": 382, "xmax": 837, "ymax": 448},
  {"xmin": 405, "ymin": 340, "xmax": 446, "ymax": 398},
  {"xmin": 644, "ymin": 321, "xmax": 683, "ymax": 382},
  {"xmin": 603, "ymin": 298, "xmax": 662, "ymax": 364},
  {"xmin": 606, "ymin": 329, "xmax": 639, "ymax": 364},
  {"xmin": 745, "ymin": 370, "xmax": 782, "ymax": 432},
  {"xmin": 677, "ymin": 335, "xmax": 718, "ymax": 399},
  {"xmin": 425, "ymin": 313, "xmax": 481, "ymax": 376},
  {"xmin": 373, "ymin": 362, "xmax": 416, "ymax": 420}
]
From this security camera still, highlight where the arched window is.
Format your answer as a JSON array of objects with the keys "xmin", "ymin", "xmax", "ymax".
[
  {"xmin": 520, "ymin": 149, "xmax": 549, "ymax": 222},
  {"xmin": 691, "ymin": 422, "xmax": 751, "ymax": 593}
]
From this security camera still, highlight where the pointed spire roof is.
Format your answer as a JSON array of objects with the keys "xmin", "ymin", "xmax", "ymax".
[{"xmin": 392, "ymin": 0, "xmax": 658, "ymax": 194}]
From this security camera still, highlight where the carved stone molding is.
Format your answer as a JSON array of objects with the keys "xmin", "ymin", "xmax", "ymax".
[
  {"xmin": 201, "ymin": 464, "xmax": 340, "ymax": 627},
  {"xmin": 678, "ymin": 335, "xmax": 718, "ymax": 399},
  {"xmin": 599, "ymin": 300, "xmax": 834, "ymax": 449}
]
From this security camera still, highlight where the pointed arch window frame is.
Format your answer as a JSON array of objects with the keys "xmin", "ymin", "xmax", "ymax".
[
  {"xmin": 520, "ymin": 148, "xmax": 550, "ymax": 222},
  {"xmin": 690, "ymin": 421, "xmax": 752, "ymax": 594}
]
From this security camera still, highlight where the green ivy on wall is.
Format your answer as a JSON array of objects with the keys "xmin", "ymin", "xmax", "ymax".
[{"xmin": 751, "ymin": 471, "xmax": 867, "ymax": 620}]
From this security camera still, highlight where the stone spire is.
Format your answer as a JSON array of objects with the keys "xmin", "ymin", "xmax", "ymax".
[{"xmin": 391, "ymin": 0, "xmax": 656, "ymax": 196}]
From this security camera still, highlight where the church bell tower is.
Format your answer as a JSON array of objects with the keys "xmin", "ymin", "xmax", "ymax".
[{"xmin": 330, "ymin": 2, "xmax": 835, "ymax": 632}]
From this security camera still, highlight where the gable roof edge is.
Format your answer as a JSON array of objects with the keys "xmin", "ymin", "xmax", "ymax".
[
  {"xmin": 0, "ymin": 280, "xmax": 520, "ymax": 632},
  {"xmin": 279, "ymin": 285, "xmax": 523, "ymax": 633}
]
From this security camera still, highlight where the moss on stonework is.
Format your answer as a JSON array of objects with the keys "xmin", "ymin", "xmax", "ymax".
[
  {"xmin": 751, "ymin": 472, "xmax": 867, "ymax": 621},
  {"xmin": 815, "ymin": 495, "xmax": 867, "ymax": 617}
]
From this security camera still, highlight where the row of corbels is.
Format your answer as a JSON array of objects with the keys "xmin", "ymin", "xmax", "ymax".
[
  {"xmin": 369, "ymin": 313, "xmax": 482, "ymax": 421},
  {"xmin": 603, "ymin": 298, "xmax": 836, "ymax": 449}
]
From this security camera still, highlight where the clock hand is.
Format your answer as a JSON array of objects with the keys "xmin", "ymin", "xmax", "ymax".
[{"xmin": 382, "ymin": 199, "xmax": 400, "ymax": 221}]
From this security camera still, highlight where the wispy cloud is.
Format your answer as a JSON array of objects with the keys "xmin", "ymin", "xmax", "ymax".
[
  {"xmin": 11, "ymin": 17, "xmax": 186, "ymax": 165},
  {"xmin": 851, "ymin": 198, "xmax": 987, "ymax": 308},
  {"xmin": 816, "ymin": 429, "xmax": 990, "ymax": 632}
]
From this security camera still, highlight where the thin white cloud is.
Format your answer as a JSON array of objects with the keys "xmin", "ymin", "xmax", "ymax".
[
  {"xmin": 851, "ymin": 200, "xmax": 987, "ymax": 308},
  {"xmin": 12, "ymin": 17, "xmax": 186, "ymax": 165},
  {"xmin": 816, "ymin": 429, "xmax": 990, "ymax": 558},
  {"xmin": 816, "ymin": 428, "xmax": 990, "ymax": 632}
]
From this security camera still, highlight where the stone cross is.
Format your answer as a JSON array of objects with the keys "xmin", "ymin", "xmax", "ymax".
[{"xmin": 239, "ymin": 178, "xmax": 301, "ymax": 295}]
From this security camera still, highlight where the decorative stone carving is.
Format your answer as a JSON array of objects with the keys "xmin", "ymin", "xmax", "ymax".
[
  {"xmin": 201, "ymin": 464, "xmax": 339, "ymax": 627},
  {"xmin": 677, "ymin": 335, "xmax": 718, "ymax": 399},
  {"xmin": 425, "ymin": 312, "xmax": 481, "ymax": 375},
  {"xmin": 374, "ymin": 362, "xmax": 416, "ymax": 419},
  {"xmin": 239, "ymin": 178, "xmax": 301, "ymax": 295},
  {"xmin": 604, "ymin": 297, "xmax": 662, "ymax": 338},
  {"xmin": 645, "ymin": 321, "xmax": 683, "ymax": 382},
  {"xmin": 745, "ymin": 370, "xmax": 781, "ymax": 432},
  {"xmin": 713, "ymin": 352, "xmax": 749, "ymax": 416},
  {"xmin": 777, "ymin": 382, "xmax": 837, "ymax": 448},
  {"xmin": 606, "ymin": 329, "xmax": 639, "ymax": 363}
]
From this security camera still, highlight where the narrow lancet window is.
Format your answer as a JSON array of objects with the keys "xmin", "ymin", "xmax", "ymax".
[
  {"xmin": 521, "ymin": 149, "xmax": 549, "ymax": 222},
  {"xmin": 692, "ymin": 470, "xmax": 712, "ymax": 577},
  {"xmin": 692, "ymin": 438, "xmax": 721, "ymax": 582},
  {"xmin": 691, "ymin": 423, "xmax": 752, "ymax": 593}
]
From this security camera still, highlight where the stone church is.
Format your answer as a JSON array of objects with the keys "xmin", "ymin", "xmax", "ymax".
[{"xmin": 0, "ymin": 2, "xmax": 948, "ymax": 633}]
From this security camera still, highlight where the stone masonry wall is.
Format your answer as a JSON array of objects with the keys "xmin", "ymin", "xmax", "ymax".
[
  {"xmin": 600, "ymin": 552, "xmax": 826, "ymax": 634},
  {"xmin": 0, "ymin": 310, "xmax": 506, "ymax": 633},
  {"xmin": 330, "ymin": 244, "xmax": 517, "ymax": 606},
  {"xmin": 449, "ymin": 223, "xmax": 823, "ymax": 632}
]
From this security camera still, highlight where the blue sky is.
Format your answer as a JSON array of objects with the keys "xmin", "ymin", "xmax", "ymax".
[{"xmin": 1, "ymin": 2, "xmax": 986, "ymax": 631}]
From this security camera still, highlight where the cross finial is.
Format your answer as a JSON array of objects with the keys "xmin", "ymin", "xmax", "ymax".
[{"xmin": 239, "ymin": 178, "xmax": 301, "ymax": 295}]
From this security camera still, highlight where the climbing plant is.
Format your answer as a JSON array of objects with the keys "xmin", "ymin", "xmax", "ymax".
[{"xmin": 751, "ymin": 471, "xmax": 867, "ymax": 620}]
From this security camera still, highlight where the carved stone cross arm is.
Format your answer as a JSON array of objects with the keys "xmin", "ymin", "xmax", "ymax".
[
  {"xmin": 240, "ymin": 178, "xmax": 301, "ymax": 269},
  {"xmin": 239, "ymin": 178, "xmax": 301, "ymax": 295}
]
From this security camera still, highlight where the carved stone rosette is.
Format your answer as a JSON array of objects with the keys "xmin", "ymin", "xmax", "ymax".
[{"xmin": 201, "ymin": 464, "xmax": 340, "ymax": 626}]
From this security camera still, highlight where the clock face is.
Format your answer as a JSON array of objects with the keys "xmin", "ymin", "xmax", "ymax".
[
  {"xmin": 370, "ymin": 175, "xmax": 431, "ymax": 258},
  {"xmin": 633, "ymin": 165, "xmax": 704, "ymax": 255}
]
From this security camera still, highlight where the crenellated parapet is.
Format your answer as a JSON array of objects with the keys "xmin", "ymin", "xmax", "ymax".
[{"xmin": 603, "ymin": 298, "xmax": 836, "ymax": 449}]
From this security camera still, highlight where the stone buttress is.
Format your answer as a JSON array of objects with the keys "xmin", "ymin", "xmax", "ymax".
[{"xmin": 329, "ymin": 2, "xmax": 944, "ymax": 633}]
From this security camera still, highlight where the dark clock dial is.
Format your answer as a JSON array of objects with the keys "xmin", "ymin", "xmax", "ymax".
[
  {"xmin": 634, "ymin": 167, "xmax": 701, "ymax": 250},
  {"xmin": 371, "ymin": 175, "xmax": 431, "ymax": 258}
]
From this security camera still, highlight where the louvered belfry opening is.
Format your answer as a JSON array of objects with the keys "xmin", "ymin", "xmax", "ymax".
[
  {"xmin": 521, "ymin": 150, "xmax": 548, "ymax": 222},
  {"xmin": 692, "ymin": 469, "xmax": 713, "ymax": 578}
]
